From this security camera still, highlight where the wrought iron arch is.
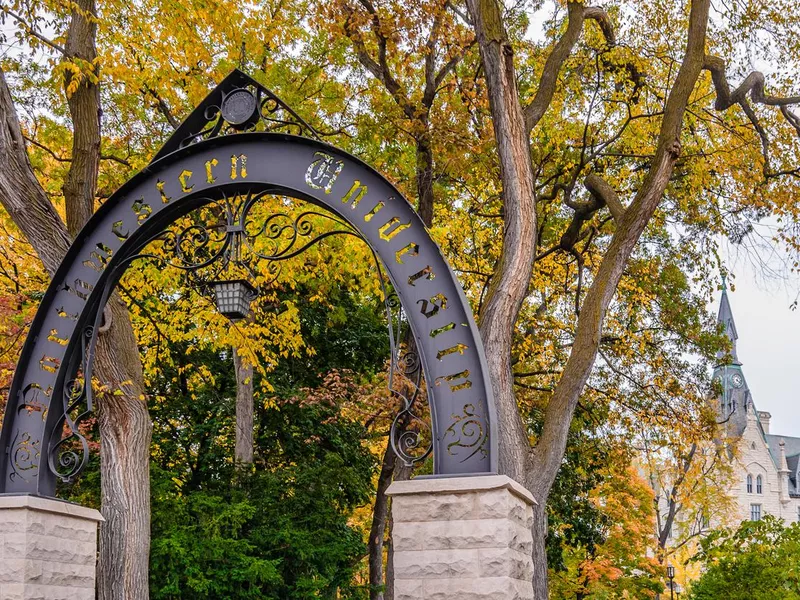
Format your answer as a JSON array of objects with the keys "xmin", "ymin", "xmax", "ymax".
[{"xmin": 0, "ymin": 71, "xmax": 497, "ymax": 496}]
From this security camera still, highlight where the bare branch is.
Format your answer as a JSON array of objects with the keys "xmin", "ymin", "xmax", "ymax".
[
  {"xmin": 142, "ymin": 84, "xmax": 180, "ymax": 130},
  {"xmin": 23, "ymin": 134, "xmax": 71, "ymax": 162},
  {"xmin": 523, "ymin": 2, "xmax": 585, "ymax": 133},
  {"xmin": 781, "ymin": 105, "xmax": 800, "ymax": 137},
  {"xmin": 1, "ymin": 7, "xmax": 66, "ymax": 55}
]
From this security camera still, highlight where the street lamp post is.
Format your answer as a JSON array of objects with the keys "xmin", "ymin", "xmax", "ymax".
[{"xmin": 667, "ymin": 565, "xmax": 676, "ymax": 600}]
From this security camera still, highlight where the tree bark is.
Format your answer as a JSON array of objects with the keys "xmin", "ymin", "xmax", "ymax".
[
  {"xmin": 465, "ymin": 0, "xmax": 536, "ymax": 484},
  {"xmin": 62, "ymin": 0, "xmax": 100, "ymax": 237},
  {"xmin": 524, "ymin": 2, "xmax": 711, "ymax": 596},
  {"xmin": 62, "ymin": 1, "xmax": 153, "ymax": 597},
  {"xmin": 464, "ymin": 0, "xmax": 713, "ymax": 596},
  {"xmin": 233, "ymin": 351, "xmax": 254, "ymax": 464},
  {"xmin": 384, "ymin": 457, "xmax": 412, "ymax": 600},
  {"xmin": 368, "ymin": 439, "xmax": 397, "ymax": 600},
  {"xmin": 415, "ymin": 129, "xmax": 435, "ymax": 227},
  {"xmin": 95, "ymin": 296, "xmax": 152, "ymax": 600},
  {"xmin": 0, "ymin": 4, "xmax": 154, "ymax": 593}
]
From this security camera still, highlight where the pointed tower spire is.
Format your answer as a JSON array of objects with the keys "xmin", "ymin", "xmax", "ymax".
[{"xmin": 717, "ymin": 274, "xmax": 740, "ymax": 364}]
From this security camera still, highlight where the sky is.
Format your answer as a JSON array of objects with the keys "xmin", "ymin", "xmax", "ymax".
[{"xmin": 720, "ymin": 241, "xmax": 800, "ymax": 438}]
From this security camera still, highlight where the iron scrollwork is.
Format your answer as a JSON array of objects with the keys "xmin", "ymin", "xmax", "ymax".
[
  {"xmin": 178, "ymin": 77, "xmax": 318, "ymax": 152},
  {"xmin": 444, "ymin": 403, "xmax": 489, "ymax": 463},
  {"xmin": 154, "ymin": 190, "xmax": 361, "ymax": 290},
  {"xmin": 9, "ymin": 431, "xmax": 41, "ymax": 483},
  {"xmin": 47, "ymin": 324, "xmax": 98, "ymax": 484},
  {"xmin": 382, "ymin": 283, "xmax": 433, "ymax": 467}
]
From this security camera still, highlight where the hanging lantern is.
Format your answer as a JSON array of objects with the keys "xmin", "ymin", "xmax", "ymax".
[{"xmin": 211, "ymin": 279, "xmax": 258, "ymax": 321}]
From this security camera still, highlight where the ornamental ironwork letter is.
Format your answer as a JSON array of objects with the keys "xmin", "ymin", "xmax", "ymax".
[{"xmin": 305, "ymin": 152, "xmax": 343, "ymax": 193}]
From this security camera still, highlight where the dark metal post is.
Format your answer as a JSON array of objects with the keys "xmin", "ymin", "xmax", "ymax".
[{"xmin": 667, "ymin": 565, "xmax": 675, "ymax": 600}]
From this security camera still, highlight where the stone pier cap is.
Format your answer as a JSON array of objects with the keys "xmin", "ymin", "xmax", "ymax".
[
  {"xmin": 387, "ymin": 474, "xmax": 536, "ymax": 504},
  {"xmin": 0, "ymin": 494, "xmax": 104, "ymax": 600}
]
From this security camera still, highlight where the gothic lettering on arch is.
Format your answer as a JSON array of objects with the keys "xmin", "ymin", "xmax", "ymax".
[
  {"xmin": 230, "ymin": 154, "xmax": 247, "ymax": 179},
  {"xmin": 305, "ymin": 151, "xmax": 343, "ymax": 193},
  {"xmin": 179, "ymin": 169, "xmax": 194, "ymax": 193},
  {"xmin": 408, "ymin": 265, "xmax": 434, "ymax": 286},
  {"xmin": 64, "ymin": 278, "xmax": 94, "ymax": 301},
  {"xmin": 418, "ymin": 294, "xmax": 447, "ymax": 318},
  {"xmin": 395, "ymin": 242, "xmax": 419, "ymax": 264},
  {"xmin": 83, "ymin": 243, "xmax": 113, "ymax": 272},
  {"xmin": 435, "ymin": 370, "xmax": 472, "ymax": 393},
  {"xmin": 19, "ymin": 383, "xmax": 49, "ymax": 421},
  {"xmin": 341, "ymin": 180, "xmax": 368, "ymax": 209}
]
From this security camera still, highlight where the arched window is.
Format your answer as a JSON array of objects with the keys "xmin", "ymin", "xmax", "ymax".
[
  {"xmin": 757, "ymin": 475, "xmax": 763, "ymax": 494},
  {"xmin": 747, "ymin": 474, "xmax": 753, "ymax": 493}
]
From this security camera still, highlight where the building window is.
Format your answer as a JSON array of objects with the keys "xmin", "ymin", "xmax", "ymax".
[
  {"xmin": 797, "ymin": 505, "xmax": 800, "ymax": 522},
  {"xmin": 747, "ymin": 474, "xmax": 753, "ymax": 493},
  {"xmin": 756, "ymin": 475, "xmax": 763, "ymax": 494},
  {"xmin": 750, "ymin": 504, "xmax": 762, "ymax": 521}
]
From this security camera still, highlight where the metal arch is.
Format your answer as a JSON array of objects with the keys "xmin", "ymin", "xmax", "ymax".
[{"xmin": 0, "ymin": 77, "xmax": 497, "ymax": 497}]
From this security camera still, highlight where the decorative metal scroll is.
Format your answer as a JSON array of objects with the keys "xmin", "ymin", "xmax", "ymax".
[
  {"xmin": 152, "ymin": 69, "xmax": 319, "ymax": 162},
  {"xmin": 380, "ymin": 283, "xmax": 432, "ymax": 467},
  {"xmin": 153, "ymin": 190, "xmax": 360, "ymax": 291},
  {"xmin": 0, "ymin": 70, "xmax": 497, "ymax": 497}
]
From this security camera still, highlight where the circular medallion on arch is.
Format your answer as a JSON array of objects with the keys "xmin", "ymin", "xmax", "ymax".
[{"xmin": 221, "ymin": 88, "xmax": 259, "ymax": 130}]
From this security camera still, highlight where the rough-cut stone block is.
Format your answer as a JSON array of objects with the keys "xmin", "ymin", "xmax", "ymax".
[
  {"xmin": 387, "ymin": 475, "xmax": 536, "ymax": 599},
  {"xmin": 421, "ymin": 577, "xmax": 534, "ymax": 600},
  {"xmin": 0, "ymin": 495, "xmax": 102, "ymax": 600},
  {"xmin": 394, "ymin": 518, "xmax": 531, "ymax": 553}
]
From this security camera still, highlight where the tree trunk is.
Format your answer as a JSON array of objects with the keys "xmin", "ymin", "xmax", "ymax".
[
  {"xmin": 384, "ymin": 459, "xmax": 412, "ymax": 600},
  {"xmin": 529, "ymin": 498, "xmax": 549, "ymax": 598},
  {"xmin": 233, "ymin": 350, "xmax": 254, "ymax": 464},
  {"xmin": 96, "ymin": 296, "xmax": 152, "ymax": 600},
  {"xmin": 0, "ymin": 6, "xmax": 154, "ymax": 594},
  {"xmin": 62, "ymin": 0, "xmax": 100, "ymax": 237},
  {"xmin": 63, "ymin": 1, "xmax": 153, "ymax": 596},
  {"xmin": 368, "ymin": 439, "xmax": 397, "ymax": 600},
  {"xmin": 415, "ymin": 132, "xmax": 435, "ymax": 227},
  {"xmin": 464, "ymin": 0, "xmax": 537, "ymax": 484},
  {"xmin": 464, "ymin": 1, "xmax": 713, "ymax": 597}
]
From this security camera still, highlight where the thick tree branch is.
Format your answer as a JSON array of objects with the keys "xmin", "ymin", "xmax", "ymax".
[
  {"xmin": 62, "ymin": 0, "xmax": 101, "ymax": 236},
  {"xmin": 584, "ymin": 173, "xmax": 625, "ymax": 222},
  {"xmin": 343, "ymin": 1, "xmax": 417, "ymax": 120},
  {"xmin": 529, "ymin": 0, "xmax": 712, "ymax": 505},
  {"xmin": 0, "ymin": 70, "xmax": 71, "ymax": 274},
  {"xmin": 142, "ymin": 84, "xmax": 180, "ymax": 130},
  {"xmin": 523, "ymin": 4, "xmax": 616, "ymax": 133},
  {"xmin": 422, "ymin": 6, "xmax": 445, "ymax": 108},
  {"xmin": 703, "ymin": 55, "xmax": 800, "ymax": 172},
  {"xmin": 704, "ymin": 55, "xmax": 800, "ymax": 110}
]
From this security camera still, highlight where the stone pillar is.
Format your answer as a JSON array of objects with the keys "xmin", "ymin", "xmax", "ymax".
[
  {"xmin": 387, "ymin": 475, "xmax": 535, "ymax": 600},
  {"xmin": 0, "ymin": 494, "xmax": 103, "ymax": 600}
]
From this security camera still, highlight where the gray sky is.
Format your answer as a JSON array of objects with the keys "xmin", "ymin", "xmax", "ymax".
[{"xmin": 721, "ymin": 256, "xmax": 800, "ymax": 438}]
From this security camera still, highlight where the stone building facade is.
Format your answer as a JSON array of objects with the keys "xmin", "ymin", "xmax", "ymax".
[{"xmin": 714, "ymin": 286, "xmax": 800, "ymax": 524}]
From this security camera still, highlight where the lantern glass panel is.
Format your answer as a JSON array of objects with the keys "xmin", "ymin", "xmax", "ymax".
[{"xmin": 212, "ymin": 279, "xmax": 257, "ymax": 320}]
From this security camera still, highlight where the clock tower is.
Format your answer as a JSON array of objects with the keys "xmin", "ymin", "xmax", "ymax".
[{"xmin": 712, "ymin": 279, "xmax": 750, "ymax": 437}]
